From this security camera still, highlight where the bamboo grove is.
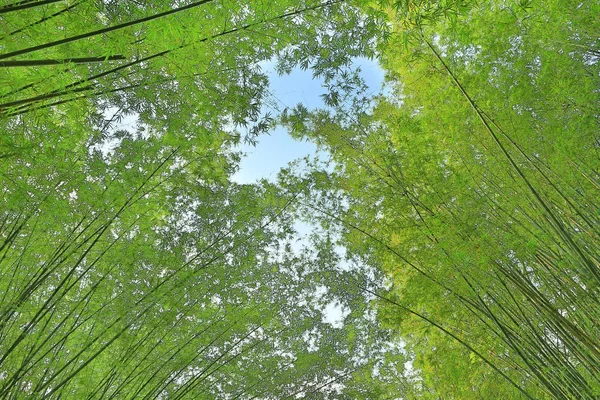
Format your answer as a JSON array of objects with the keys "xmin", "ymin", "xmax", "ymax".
[
  {"xmin": 1, "ymin": 0, "xmax": 599, "ymax": 399},
  {"xmin": 279, "ymin": 0, "xmax": 599, "ymax": 397}
]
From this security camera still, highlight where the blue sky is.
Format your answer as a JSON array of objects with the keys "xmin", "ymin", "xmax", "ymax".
[{"xmin": 232, "ymin": 57, "xmax": 384, "ymax": 184}]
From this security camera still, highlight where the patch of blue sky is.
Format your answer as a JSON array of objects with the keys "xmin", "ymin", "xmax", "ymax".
[{"xmin": 231, "ymin": 57, "xmax": 384, "ymax": 184}]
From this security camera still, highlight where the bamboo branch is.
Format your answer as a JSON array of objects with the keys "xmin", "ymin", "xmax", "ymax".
[
  {"xmin": 0, "ymin": 0, "xmax": 62, "ymax": 14},
  {"xmin": 0, "ymin": 55, "xmax": 125, "ymax": 67}
]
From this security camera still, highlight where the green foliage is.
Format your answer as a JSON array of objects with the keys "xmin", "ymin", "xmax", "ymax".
[
  {"xmin": 2, "ymin": 0, "xmax": 598, "ymax": 398},
  {"xmin": 0, "ymin": 121, "xmax": 392, "ymax": 397},
  {"xmin": 0, "ymin": 1, "xmax": 393, "ymax": 399},
  {"xmin": 0, "ymin": 0, "xmax": 384, "ymax": 148},
  {"xmin": 279, "ymin": 0, "xmax": 599, "ymax": 398}
]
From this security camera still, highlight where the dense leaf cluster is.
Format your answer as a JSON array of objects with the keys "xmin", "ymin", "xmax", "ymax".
[
  {"xmin": 280, "ymin": 0, "xmax": 599, "ymax": 398},
  {"xmin": 0, "ymin": 0, "xmax": 391, "ymax": 398}
]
